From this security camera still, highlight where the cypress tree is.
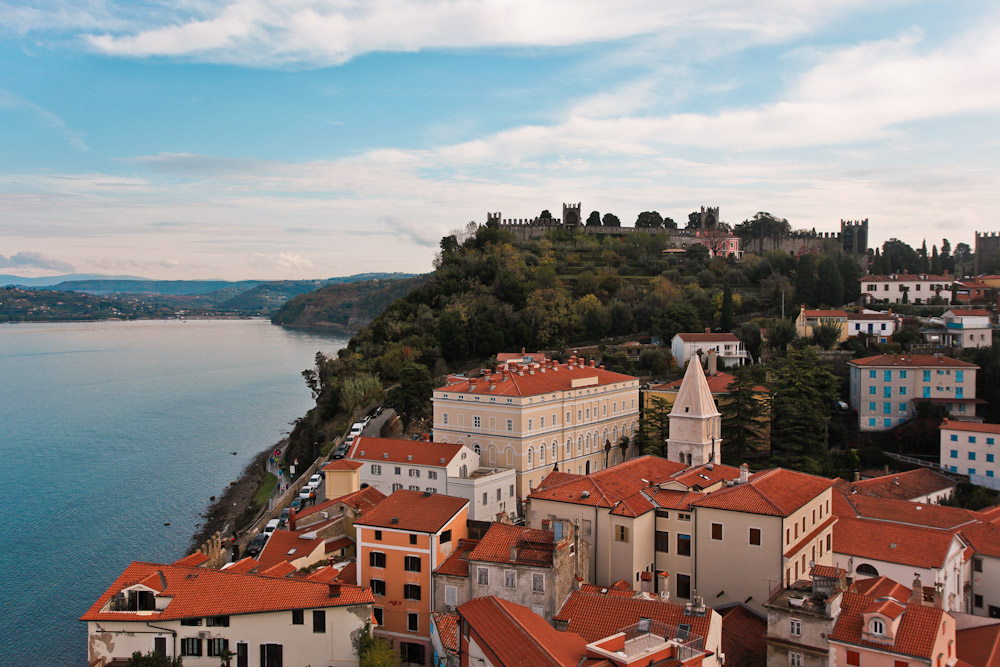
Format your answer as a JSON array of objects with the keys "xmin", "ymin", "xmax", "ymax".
[
  {"xmin": 817, "ymin": 256, "xmax": 844, "ymax": 307},
  {"xmin": 720, "ymin": 281, "xmax": 736, "ymax": 332}
]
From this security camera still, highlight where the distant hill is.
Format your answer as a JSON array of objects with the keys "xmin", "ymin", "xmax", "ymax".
[
  {"xmin": 45, "ymin": 279, "xmax": 264, "ymax": 296},
  {"xmin": 0, "ymin": 273, "xmax": 146, "ymax": 287},
  {"xmin": 0, "ymin": 286, "xmax": 174, "ymax": 322},
  {"xmin": 271, "ymin": 275, "xmax": 428, "ymax": 331}
]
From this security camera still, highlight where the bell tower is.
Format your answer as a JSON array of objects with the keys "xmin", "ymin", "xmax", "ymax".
[
  {"xmin": 563, "ymin": 202, "xmax": 581, "ymax": 227},
  {"xmin": 666, "ymin": 355, "xmax": 722, "ymax": 466}
]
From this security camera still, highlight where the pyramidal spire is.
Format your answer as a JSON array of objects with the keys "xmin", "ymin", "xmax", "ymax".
[{"xmin": 670, "ymin": 355, "xmax": 720, "ymax": 419}]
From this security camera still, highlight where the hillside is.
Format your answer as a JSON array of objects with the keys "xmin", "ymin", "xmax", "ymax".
[
  {"xmin": 0, "ymin": 286, "xmax": 175, "ymax": 322},
  {"xmin": 271, "ymin": 275, "xmax": 429, "ymax": 330}
]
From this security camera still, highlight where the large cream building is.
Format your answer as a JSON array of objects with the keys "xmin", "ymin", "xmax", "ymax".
[{"xmin": 432, "ymin": 355, "xmax": 640, "ymax": 499}]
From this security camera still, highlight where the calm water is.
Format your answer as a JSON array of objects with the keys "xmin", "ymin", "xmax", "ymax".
[{"xmin": 0, "ymin": 319, "xmax": 348, "ymax": 666}]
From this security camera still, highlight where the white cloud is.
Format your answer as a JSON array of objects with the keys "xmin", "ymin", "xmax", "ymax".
[
  {"xmin": 247, "ymin": 251, "xmax": 315, "ymax": 271},
  {"xmin": 0, "ymin": 250, "xmax": 75, "ymax": 272}
]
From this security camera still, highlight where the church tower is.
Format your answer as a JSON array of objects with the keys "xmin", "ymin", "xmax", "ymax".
[{"xmin": 667, "ymin": 354, "xmax": 722, "ymax": 466}]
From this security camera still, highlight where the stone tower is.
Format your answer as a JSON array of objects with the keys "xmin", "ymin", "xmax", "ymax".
[
  {"xmin": 699, "ymin": 206, "xmax": 719, "ymax": 230},
  {"xmin": 667, "ymin": 355, "xmax": 722, "ymax": 466},
  {"xmin": 563, "ymin": 203, "xmax": 581, "ymax": 227}
]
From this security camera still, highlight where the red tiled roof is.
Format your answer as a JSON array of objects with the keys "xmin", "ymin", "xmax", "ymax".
[
  {"xmin": 830, "ymin": 592, "xmax": 946, "ymax": 659},
  {"xmin": 848, "ymin": 354, "xmax": 977, "ymax": 368},
  {"xmin": 668, "ymin": 463, "xmax": 745, "ymax": 490},
  {"xmin": 842, "ymin": 495, "xmax": 976, "ymax": 530},
  {"xmin": 459, "ymin": 596, "xmax": 589, "ymax": 667},
  {"xmin": 554, "ymin": 589, "xmax": 714, "ymax": 644},
  {"xmin": 863, "ymin": 597, "xmax": 905, "ymax": 619},
  {"xmin": 333, "ymin": 562, "xmax": 357, "ymax": 584},
  {"xmin": 675, "ymin": 332, "xmax": 740, "ymax": 342},
  {"xmin": 692, "ymin": 468, "xmax": 834, "ymax": 517},
  {"xmin": 172, "ymin": 552, "xmax": 209, "ymax": 567},
  {"xmin": 578, "ymin": 583, "xmax": 637, "ymax": 598},
  {"xmin": 528, "ymin": 455, "xmax": 688, "ymax": 510},
  {"xmin": 960, "ymin": 522, "xmax": 1000, "ymax": 559},
  {"xmin": 647, "ymin": 488, "xmax": 704, "ymax": 511},
  {"xmin": 651, "ymin": 372, "xmax": 769, "ymax": 395},
  {"xmin": 432, "ymin": 612, "xmax": 460, "ymax": 654},
  {"xmin": 80, "ymin": 561, "xmax": 372, "ymax": 622},
  {"xmin": 437, "ymin": 361, "xmax": 637, "ymax": 397},
  {"xmin": 833, "ymin": 516, "xmax": 962, "ymax": 568},
  {"xmin": 435, "ymin": 539, "xmax": 479, "ymax": 577},
  {"xmin": 977, "ymin": 505, "xmax": 1000, "ymax": 523},
  {"xmin": 226, "ymin": 557, "xmax": 259, "ymax": 574},
  {"xmin": 941, "ymin": 420, "xmax": 1000, "ymax": 435},
  {"xmin": 849, "ymin": 575, "xmax": 915, "ymax": 601},
  {"xmin": 948, "ymin": 309, "xmax": 991, "ymax": 316},
  {"xmin": 469, "ymin": 523, "xmax": 554, "ymax": 567},
  {"xmin": 784, "ymin": 516, "xmax": 838, "ymax": 557},
  {"xmin": 865, "ymin": 273, "xmax": 953, "ymax": 282},
  {"xmin": 497, "ymin": 352, "xmax": 545, "ymax": 362},
  {"xmin": 957, "ymin": 624, "xmax": 1000, "ymax": 667},
  {"xmin": 321, "ymin": 459, "xmax": 364, "ymax": 471},
  {"xmin": 848, "ymin": 313, "xmax": 896, "ymax": 321},
  {"xmin": 348, "ymin": 435, "xmax": 466, "ymax": 467},
  {"xmin": 354, "ymin": 489, "xmax": 468, "ymax": 533},
  {"xmin": 852, "ymin": 468, "xmax": 957, "ymax": 501},
  {"xmin": 260, "ymin": 561, "xmax": 296, "ymax": 578},
  {"xmin": 802, "ymin": 310, "xmax": 848, "ymax": 318},
  {"xmin": 255, "ymin": 530, "xmax": 325, "ymax": 570},
  {"xmin": 306, "ymin": 566, "xmax": 342, "ymax": 583},
  {"xmin": 326, "ymin": 536, "xmax": 354, "ymax": 552},
  {"xmin": 718, "ymin": 604, "xmax": 767, "ymax": 667},
  {"xmin": 296, "ymin": 486, "xmax": 386, "ymax": 521}
]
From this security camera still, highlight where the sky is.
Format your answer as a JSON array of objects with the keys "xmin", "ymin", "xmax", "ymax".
[{"xmin": 1, "ymin": 0, "xmax": 999, "ymax": 280}]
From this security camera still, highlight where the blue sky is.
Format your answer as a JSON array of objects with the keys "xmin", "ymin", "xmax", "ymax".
[{"xmin": 1, "ymin": 0, "xmax": 998, "ymax": 280}]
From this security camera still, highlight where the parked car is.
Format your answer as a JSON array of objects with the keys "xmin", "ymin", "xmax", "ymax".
[
  {"xmin": 279, "ymin": 508, "xmax": 290, "ymax": 521},
  {"xmin": 299, "ymin": 486, "xmax": 312, "ymax": 500},
  {"xmin": 247, "ymin": 533, "xmax": 268, "ymax": 558},
  {"xmin": 332, "ymin": 443, "xmax": 349, "ymax": 459},
  {"xmin": 349, "ymin": 423, "xmax": 364, "ymax": 437},
  {"xmin": 290, "ymin": 498, "xmax": 304, "ymax": 511},
  {"xmin": 309, "ymin": 473, "xmax": 322, "ymax": 486},
  {"xmin": 263, "ymin": 519, "xmax": 280, "ymax": 536}
]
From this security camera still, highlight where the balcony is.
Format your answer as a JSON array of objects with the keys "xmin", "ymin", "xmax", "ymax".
[{"xmin": 586, "ymin": 619, "xmax": 704, "ymax": 666}]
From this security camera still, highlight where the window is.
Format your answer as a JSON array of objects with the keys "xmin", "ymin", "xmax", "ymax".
[
  {"xmin": 401, "ymin": 643, "xmax": 425, "ymax": 665},
  {"xmin": 847, "ymin": 650, "xmax": 860, "ymax": 666},
  {"xmin": 899, "ymin": 386, "xmax": 907, "ymax": 395},
  {"xmin": 970, "ymin": 452, "xmax": 977, "ymax": 460},
  {"xmin": 532, "ymin": 573, "xmax": 544, "ymax": 592},
  {"xmin": 676, "ymin": 573, "xmax": 691, "ymax": 599},
  {"xmin": 656, "ymin": 509, "xmax": 670, "ymax": 519},
  {"xmin": 374, "ymin": 530, "xmax": 382, "ymax": 541},
  {"xmin": 711, "ymin": 523, "xmax": 723, "ymax": 541},
  {"xmin": 924, "ymin": 370, "xmax": 931, "ymax": 382},
  {"xmin": 869, "ymin": 386, "xmax": 876, "ymax": 395},
  {"xmin": 870, "ymin": 618, "xmax": 885, "ymax": 636},
  {"xmin": 391, "ymin": 482, "xmax": 402, "ymax": 491},
  {"xmin": 369, "ymin": 552, "xmax": 386, "ymax": 568},
  {"xmin": 540, "ymin": 417, "xmax": 545, "ymax": 428},
  {"xmin": 790, "ymin": 618, "xmax": 801, "ymax": 636},
  {"xmin": 404, "ymin": 584, "xmax": 422, "ymax": 600},
  {"xmin": 749, "ymin": 528, "xmax": 761, "ymax": 546},
  {"xmin": 207, "ymin": 639, "xmax": 229, "ymax": 657},
  {"xmin": 482, "ymin": 492, "xmax": 488, "ymax": 505},
  {"xmin": 181, "ymin": 638, "xmax": 202, "ymax": 657},
  {"xmin": 442, "ymin": 413, "xmax": 448, "ymax": 425},
  {"xmin": 206, "ymin": 616, "xmax": 229, "ymax": 627},
  {"xmin": 477, "ymin": 567, "xmax": 489, "ymax": 585},
  {"xmin": 496, "ymin": 488, "xmax": 502, "ymax": 501},
  {"xmin": 957, "ymin": 370, "xmax": 964, "ymax": 383},
  {"xmin": 409, "ymin": 468, "xmax": 420, "ymax": 477},
  {"xmin": 655, "ymin": 531, "xmax": 670, "ymax": 552},
  {"xmin": 370, "ymin": 464, "xmax": 381, "ymax": 475},
  {"xmin": 869, "ymin": 370, "xmax": 877, "ymax": 379},
  {"xmin": 975, "ymin": 594, "xmax": 984, "ymax": 608},
  {"xmin": 790, "ymin": 653, "xmax": 803, "ymax": 667},
  {"xmin": 975, "ymin": 558, "xmax": 984, "ymax": 572},
  {"xmin": 677, "ymin": 534, "xmax": 691, "ymax": 556},
  {"xmin": 373, "ymin": 607, "xmax": 384, "ymax": 625},
  {"xmin": 869, "ymin": 401, "xmax": 876, "ymax": 411},
  {"xmin": 370, "ymin": 579, "xmax": 386, "ymax": 595},
  {"xmin": 510, "ymin": 484, "xmax": 515, "ymax": 497},
  {"xmin": 292, "ymin": 609, "xmax": 304, "ymax": 624},
  {"xmin": 409, "ymin": 484, "xmax": 420, "ymax": 491},
  {"xmin": 395, "ymin": 466, "xmax": 401, "ymax": 475},
  {"xmin": 312, "ymin": 610, "xmax": 326, "ymax": 633},
  {"xmin": 678, "ymin": 513, "xmax": 691, "ymax": 521},
  {"xmin": 505, "ymin": 570, "xmax": 516, "ymax": 589},
  {"xmin": 409, "ymin": 534, "xmax": 418, "ymax": 545},
  {"xmin": 900, "ymin": 370, "xmax": 907, "ymax": 379},
  {"xmin": 407, "ymin": 612, "xmax": 419, "ymax": 633},
  {"xmin": 440, "ymin": 529, "xmax": 452, "ymax": 544},
  {"xmin": 405, "ymin": 556, "xmax": 421, "ymax": 572},
  {"xmin": 615, "ymin": 525, "xmax": 629, "ymax": 542},
  {"xmin": 951, "ymin": 450, "xmax": 958, "ymax": 459},
  {"xmin": 971, "ymin": 436, "xmax": 978, "ymax": 444},
  {"xmin": 506, "ymin": 419, "xmax": 513, "ymax": 432},
  {"xmin": 428, "ymin": 470, "xmax": 437, "ymax": 479},
  {"xmin": 181, "ymin": 618, "xmax": 202, "ymax": 626}
]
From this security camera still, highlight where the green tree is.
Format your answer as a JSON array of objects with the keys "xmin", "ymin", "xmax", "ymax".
[
  {"xmin": 602, "ymin": 213, "xmax": 621, "ymax": 227},
  {"xmin": 639, "ymin": 396, "xmax": 672, "ymax": 457},
  {"xmin": 870, "ymin": 250, "xmax": 885, "ymax": 275},
  {"xmin": 686, "ymin": 211, "xmax": 700, "ymax": 229},
  {"xmin": 721, "ymin": 369, "xmax": 769, "ymax": 462},
  {"xmin": 837, "ymin": 254, "xmax": 862, "ymax": 304},
  {"xmin": 340, "ymin": 373, "xmax": 383, "ymax": 415},
  {"xmin": 663, "ymin": 216, "xmax": 678, "ymax": 229},
  {"xmin": 931, "ymin": 245, "xmax": 942, "ymax": 274},
  {"xmin": 811, "ymin": 321, "xmax": 843, "ymax": 350},
  {"xmin": 765, "ymin": 318, "xmax": 797, "ymax": 351},
  {"xmin": 539, "ymin": 209, "xmax": 553, "ymax": 220},
  {"xmin": 354, "ymin": 622, "xmax": 399, "ymax": 667},
  {"xmin": 586, "ymin": 210, "xmax": 601, "ymax": 226},
  {"xmin": 386, "ymin": 363, "xmax": 434, "ymax": 428},
  {"xmin": 635, "ymin": 211, "xmax": 664, "ymax": 228},
  {"xmin": 734, "ymin": 322, "xmax": 763, "ymax": 362},
  {"xmin": 128, "ymin": 652, "xmax": 184, "ymax": 667},
  {"xmin": 719, "ymin": 281, "xmax": 735, "ymax": 332},
  {"xmin": 770, "ymin": 348, "xmax": 839, "ymax": 459},
  {"xmin": 816, "ymin": 256, "xmax": 844, "ymax": 307},
  {"xmin": 795, "ymin": 254, "xmax": 819, "ymax": 308}
]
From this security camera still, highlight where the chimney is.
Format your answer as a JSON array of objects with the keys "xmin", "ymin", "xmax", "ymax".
[
  {"xmin": 884, "ymin": 464, "xmax": 889, "ymax": 475},
  {"xmin": 909, "ymin": 574, "xmax": 923, "ymax": 606},
  {"xmin": 705, "ymin": 327, "xmax": 711, "ymax": 334},
  {"xmin": 328, "ymin": 583, "xmax": 341, "ymax": 598},
  {"xmin": 288, "ymin": 508, "xmax": 297, "ymax": 531},
  {"xmin": 589, "ymin": 359, "xmax": 596, "ymax": 367},
  {"xmin": 521, "ymin": 347, "xmax": 526, "ymax": 355},
  {"xmin": 853, "ymin": 471, "xmax": 860, "ymax": 482},
  {"xmin": 707, "ymin": 350, "xmax": 718, "ymax": 377},
  {"xmin": 739, "ymin": 463, "xmax": 749, "ymax": 484}
]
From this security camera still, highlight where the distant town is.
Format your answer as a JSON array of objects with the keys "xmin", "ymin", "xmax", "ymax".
[{"xmin": 82, "ymin": 208, "xmax": 1000, "ymax": 667}]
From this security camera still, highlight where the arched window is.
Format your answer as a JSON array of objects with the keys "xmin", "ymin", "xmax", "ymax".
[
  {"xmin": 505, "ymin": 448, "xmax": 514, "ymax": 467},
  {"xmin": 856, "ymin": 563, "xmax": 879, "ymax": 577},
  {"xmin": 488, "ymin": 446, "xmax": 497, "ymax": 466},
  {"xmin": 577, "ymin": 437, "xmax": 582, "ymax": 454},
  {"xmin": 586, "ymin": 434, "xmax": 591, "ymax": 451},
  {"xmin": 551, "ymin": 442, "xmax": 557, "ymax": 459},
  {"xmin": 870, "ymin": 618, "xmax": 885, "ymax": 636},
  {"xmin": 473, "ymin": 443, "xmax": 481, "ymax": 455},
  {"xmin": 566, "ymin": 440, "xmax": 571, "ymax": 455},
  {"xmin": 679, "ymin": 453, "xmax": 685, "ymax": 462},
  {"xmin": 539, "ymin": 446, "xmax": 545, "ymax": 463},
  {"xmin": 527, "ymin": 447, "xmax": 533, "ymax": 466},
  {"xmin": 687, "ymin": 453, "xmax": 693, "ymax": 466}
]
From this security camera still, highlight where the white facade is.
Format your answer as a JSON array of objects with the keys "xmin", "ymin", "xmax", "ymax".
[
  {"xmin": 666, "ymin": 355, "xmax": 721, "ymax": 467},
  {"xmin": 942, "ymin": 309, "xmax": 993, "ymax": 350},
  {"xmin": 862, "ymin": 274, "xmax": 953, "ymax": 304},
  {"xmin": 846, "ymin": 312, "xmax": 898, "ymax": 342},
  {"xmin": 670, "ymin": 333, "xmax": 748, "ymax": 369},
  {"xmin": 940, "ymin": 421, "xmax": 1000, "ymax": 480}
]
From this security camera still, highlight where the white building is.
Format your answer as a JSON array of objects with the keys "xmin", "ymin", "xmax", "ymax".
[
  {"xmin": 940, "ymin": 419, "xmax": 1000, "ymax": 485},
  {"xmin": 862, "ymin": 273, "xmax": 953, "ymax": 304},
  {"xmin": 670, "ymin": 332, "xmax": 748, "ymax": 368},
  {"xmin": 846, "ymin": 311, "xmax": 899, "ymax": 343},
  {"xmin": 347, "ymin": 435, "xmax": 516, "ymax": 521},
  {"xmin": 942, "ymin": 309, "xmax": 993, "ymax": 350},
  {"xmin": 82, "ymin": 553, "xmax": 373, "ymax": 667},
  {"xmin": 666, "ymin": 355, "xmax": 722, "ymax": 467}
]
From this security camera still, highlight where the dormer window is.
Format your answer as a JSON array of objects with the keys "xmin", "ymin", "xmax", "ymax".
[{"xmin": 870, "ymin": 618, "xmax": 885, "ymax": 636}]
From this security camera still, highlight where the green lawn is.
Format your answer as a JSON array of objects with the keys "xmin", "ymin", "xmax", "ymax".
[{"xmin": 252, "ymin": 472, "xmax": 277, "ymax": 508}]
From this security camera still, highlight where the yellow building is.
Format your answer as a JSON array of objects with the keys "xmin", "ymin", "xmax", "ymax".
[{"xmin": 795, "ymin": 306, "xmax": 850, "ymax": 342}]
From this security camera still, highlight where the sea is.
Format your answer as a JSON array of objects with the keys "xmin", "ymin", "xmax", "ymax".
[{"xmin": 0, "ymin": 319, "xmax": 349, "ymax": 666}]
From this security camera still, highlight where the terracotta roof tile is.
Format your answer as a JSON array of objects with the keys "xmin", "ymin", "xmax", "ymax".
[
  {"xmin": 865, "ymin": 273, "xmax": 953, "ymax": 282},
  {"xmin": 432, "ymin": 612, "xmax": 461, "ymax": 654},
  {"xmin": 852, "ymin": 468, "xmax": 957, "ymax": 501},
  {"xmin": 459, "ymin": 596, "xmax": 589, "ymax": 667},
  {"xmin": 830, "ymin": 592, "xmax": 946, "ymax": 659},
  {"xmin": 333, "ymin": 562, "xmax": 357, "ymax": 584},
  {"xmin": 578, "ymin": 583, "xmax": 636, "ymax": 598},
  {"xmin": 437, "ymin": 361, "xmax": 637, "ymax": 398},
  {"xmin": 849, "ymin": 575, "xmax": 914, "ymax": 601},
  {"xmin": 172, "ymin": 552, "xmax": 210, "ymax": 567},
  {"xmin": 941, "ymin": 420, "xmax": 1000, "ymax": 435},
  {"xmin": 225, "ymin": 557, "xmax": 259, "ymax": 574},
  {"xmin": 848, "ymin": 354, "xmax": 977, "ymax": 368},
  {"xmin": 948, "ymin": 309, "xmax": 991, "ymax": 317},
  {"xmin": 692, "ymin": 468, "xmax": 834, "ymax": 517},
  {"xmin": 321, "ymin": 459, "xmax": 365, "ymax": 471},
  {"xmin": 833, "ymin": 516, "xmax": 962, "ymax": 568},
  {"xmin": 960, "ymin": 522, "xmax": 1000, "ymax": 559},
  {"xmin": 802, "ymin": 309, "xmax": 849, "ymax": 318},
  {"xmin": 647, "ymin": 488, "xmax": 705, "ymax": 511},
  {"xmin": 957, "ymin": 624, "xmax": 1000, "ymax": 667},
  {"xmin": 650, "ymin": 372, "xmax": 769, "ymax": 395},
  {"xmin": 675, "ymin": 333, "xmax": 740, "ymax": 342},
  {"xmin": 843, "ymin": 495, "xmax": 977, "ymax": 530},
  {"xmin": 306, "ymin": 566, "xmax": 342, "ymax": 583},
  {"xmin": 718, "ymin": 604, "xmax": 766, "ymax": 667},
  {"xmin": 435, "ymin": 539, "xmax": 479, "ymax": 577},
  {"xmin": 296, "ymin": 486, "xmax": 386, "ymax": 521},
  {"xmin": 81, "ymin": 561, "xmax": 372, "ymax": 622},
  {"xmin": 255, "ymin": 530, "xmax": 325, "ymax": 570},
  {"xmin": 348, "ymin": 435, "xmax": 466, "ymax": 467},
  {"xmin": 469, "ymin": 523, "xmax": 555, "ymax": 567},
  {"xmin": 554, "ymin": 589, "xmax": 713, "ymax": 644},
  {"xmin": 810, "ymin": 564, "xmax": 846, "ymax": 579},
  {"xmin": 354, "ymin": 489, "xmax": 468, "ymax": 533},
  {"xmin": 528, "ymin": 456, "xmax": 688, "ymax": 510},
  {"xmin": 326, "ymin": 535, "xmax": 354, "ymax": 552},
  {"xmin": 260, "ymin": 561, "xmax": 297, "ymax": 578},
  {"xmin": 667, "ymin": 463, "xmax": 744, "ymax": 490}
]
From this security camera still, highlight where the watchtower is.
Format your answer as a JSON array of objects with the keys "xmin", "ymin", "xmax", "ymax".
[
  {"xmin": 699, "ymin": 206, "xmax": 719, "ymax": 229},
  {"xmin": 486, "ymin": 212, "xmax": 502, "ymax": 227},
  {"xmin": 562, "ymin": 203, "xmax": 581, "ymax": 227},
  {"xmin": 840, "ymin": 219, "xmax": 869, "ymax": 254}
]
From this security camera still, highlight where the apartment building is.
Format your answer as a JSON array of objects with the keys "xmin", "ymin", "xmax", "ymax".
[
  {"xmin": 862, "ymin": 273, "xmax": 953, "ymax": 304},
  {"xmin": 346, "ymin": 436, "xmax": 515, "ymax": 521},
  {"xmin": 960, "ymin": 521, "xmax": 1000, "ymax": 617},
  {"xmin": 848, "ymin": 354, "xmax": 980, "ymax": 431},
  {"xmin": 354, "ymin": 490, "xmax": 469, "ymax": 666},
  {"xmin": 432, "ymin": 355, "xmax": 640, "ymax": 499},
  {"xmin": 940, "ymin": 419, "xmax": 1000, "ymax": 482},
  {"xmin": 846, "ymin": 311, "xmax": 898, "ymax": 343},
  {"xmin": 795, "ymin": 307, "xmax": 849, "ymax": 342},
  {"xmin": 943, "ymin": 308, "xmax": 993, "ymax": 349},
  {"xmin": 670, "ymin": 332, "xmax": 748, "ymax": 368},
  {"xmin": 764, "ymin": 565, "xmax": 845, "ymax": 667},
  {"xmin": 82, "ymin": 553, "xmax": 373, "ymax": 667}
]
